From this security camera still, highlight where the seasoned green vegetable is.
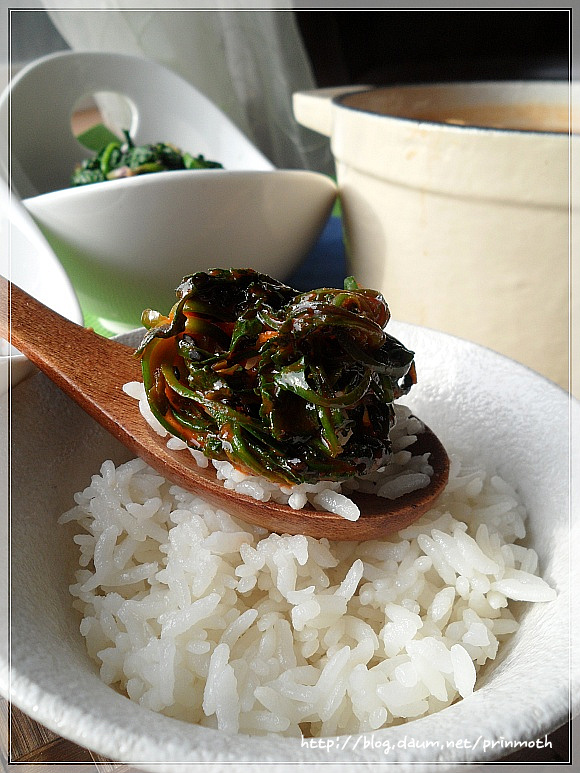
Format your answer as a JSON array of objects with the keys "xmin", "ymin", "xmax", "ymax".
[
  {"xmin": 71, "ymin": 130, "xmax": 223, "ymax": 186},
  {"xmin": 137, "ymin": 269, "xmax": 416, "ymax": 485}
]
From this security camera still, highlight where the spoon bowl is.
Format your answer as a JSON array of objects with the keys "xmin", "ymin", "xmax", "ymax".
[{"xmin": 1, "ymin": 278, "xmax": 449, "ymax": 540}]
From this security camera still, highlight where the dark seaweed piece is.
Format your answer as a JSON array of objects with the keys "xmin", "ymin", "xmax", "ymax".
[{"xmin": 137, "ymin": 269, "xmax": 416, "ymax": 486}]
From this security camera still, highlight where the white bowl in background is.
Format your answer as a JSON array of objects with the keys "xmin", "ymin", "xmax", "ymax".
[
  {"xmin": 1, "ymin": 52, "xmax": 336, "ymax": 335},
  {"xmin": 22, "ymin": 168, "xmax": 337, "ymax": 335},
  {"xmin": 0, "ymin": 180, "xmax": 82, "ymax": 393},
  {"xmin": 1, "ymin": 323, "xmax": 576, "ymax": 770},
  {"xmin": 293, "ymin": 81, "xmax": 578, "ymax": 393}
]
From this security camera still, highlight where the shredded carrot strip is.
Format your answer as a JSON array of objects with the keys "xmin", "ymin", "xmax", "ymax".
[{"xmin": 256, "ymin": 331, "xmax": 279, "ymax": 345}]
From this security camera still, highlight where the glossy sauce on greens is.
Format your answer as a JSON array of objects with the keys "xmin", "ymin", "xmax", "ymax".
[{"xmin": 137, "ymin": 269, "xmax": 417, "ymax": 486}]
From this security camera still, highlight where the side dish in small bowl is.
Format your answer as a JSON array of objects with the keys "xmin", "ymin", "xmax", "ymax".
[{"xmin": 0, "ymin": 51, "xmax": 336, "ymax": 335}]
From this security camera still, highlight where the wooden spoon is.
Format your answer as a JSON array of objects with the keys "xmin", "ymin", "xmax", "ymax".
[{"xmin": 1, "ymin": 278, "xmax": 449, "ymax": 540}]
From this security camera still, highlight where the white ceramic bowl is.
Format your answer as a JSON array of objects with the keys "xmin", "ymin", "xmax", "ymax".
[
  {"xmin": 293, "ymin": 81, "xmax": 579, "ymax": 392},
  {"xmin": 0, "ymin": 52, "xmax": 336, "ymax": 335},
  {"xmin": 1, "ymin": 323, "xmax": 576, "ymax": 771},
  {"xmin": 0, "ymin": 180, "xmax": 82, "ymax": 393},
  {"xmin": 22, "ymin": 168, "xmax": 337, "ymax": 335}
]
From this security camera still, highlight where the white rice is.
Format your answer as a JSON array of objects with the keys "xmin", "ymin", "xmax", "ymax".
[
  {"xmin": 60, "ymin": 448, "xmax": 555, "ymax": 737},
  {"xmin": 122, "ymin": 381, "xmax": 433, "ymax": 520}
]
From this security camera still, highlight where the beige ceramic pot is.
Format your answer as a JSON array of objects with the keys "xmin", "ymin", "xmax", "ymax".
[{"xmin": 294, "ymin": 81, "xmax": 578, "ymax": 392}]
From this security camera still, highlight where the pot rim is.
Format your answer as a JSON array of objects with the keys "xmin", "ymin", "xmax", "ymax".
[{"xmin": 334, "ymin": 79, "xmax": 577, "ymax": 138}]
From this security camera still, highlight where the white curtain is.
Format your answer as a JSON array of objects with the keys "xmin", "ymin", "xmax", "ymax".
[{"xmin": 42, "ymin": 2, "xmax": 333, "ymax": 173}]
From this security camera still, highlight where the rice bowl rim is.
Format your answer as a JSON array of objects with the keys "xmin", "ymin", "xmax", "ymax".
[{"xmin": 1, "ymin": 322, "xmax": 577, "ymax": 771}]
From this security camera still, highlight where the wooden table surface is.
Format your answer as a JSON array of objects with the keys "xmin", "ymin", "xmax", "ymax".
[
  {"xmin": 1, "ymin": 698, "xmax": 128, "ymax": 771},
  {"xmin": 0, "ymin": 695, "xmax": 572, "ymax": 768}
]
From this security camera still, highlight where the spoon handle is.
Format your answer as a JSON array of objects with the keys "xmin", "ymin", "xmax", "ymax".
[
  {"xmin": 0, "ymin": 276, "xmax": 141, "ymax": 434},
  {"xmin": 0, "ymin": 277, "xmax": 251, "ymax": 510}
]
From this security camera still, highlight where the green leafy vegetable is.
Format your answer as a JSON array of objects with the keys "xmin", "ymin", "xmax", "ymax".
[
  {"xmin": 137, "ymin": 269, "xmax": 417, "ymax": 485},
  {"xmin": 70, "ymin": 129, "xmax": 223, "ymax": 186}
]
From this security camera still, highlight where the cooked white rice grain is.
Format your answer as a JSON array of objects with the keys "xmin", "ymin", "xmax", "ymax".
[{"xmin": 60, "ymin": 447, "xmax": 556, "ymax": 737}]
